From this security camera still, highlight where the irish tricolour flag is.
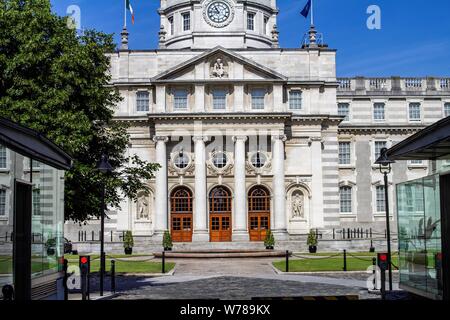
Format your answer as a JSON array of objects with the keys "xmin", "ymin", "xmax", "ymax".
[{"xmin": 126, "ymin": 0, "xmax": 135, "ymax": 25}]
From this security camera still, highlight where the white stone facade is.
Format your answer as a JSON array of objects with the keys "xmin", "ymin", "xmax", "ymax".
[{"xmin": 65, "ymin": 0, "xmax": 450, "ymax": 248}]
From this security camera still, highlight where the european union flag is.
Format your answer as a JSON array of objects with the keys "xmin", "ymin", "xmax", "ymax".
[{"xmin": 301, "ymin": 0, "xmax": 312, "ymax": 18}]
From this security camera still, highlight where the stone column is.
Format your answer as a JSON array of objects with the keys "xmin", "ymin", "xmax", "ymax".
[
  {"xmin": 232, "ymin": 135, "xmax": 249, "ymax": 241},
  {"xmin": 153, "ymin": 136, "xmax": 169, "ymax": 237},
  {"xmin": 272, "ymin": 134, "xmax": 288, "ymax": 240},
  {"xmin": 192, "ymin": 136, "xmax": 209, "ymax": 242}
]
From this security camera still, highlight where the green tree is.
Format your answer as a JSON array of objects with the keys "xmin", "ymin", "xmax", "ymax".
[{"xmin": 0, "ymin": 0, "xmax": 160, "ymax": 222}]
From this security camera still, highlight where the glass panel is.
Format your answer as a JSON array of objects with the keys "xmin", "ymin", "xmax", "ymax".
[
  {"xmin": 212, "ymin": 217, "xmax": 220, "ymax": 231},
  {"xmin": 397, "ymin": 174, "xmax": 442, "ymax": 299},
  {"xmin": 373, "ymin": 103, "xmax": 385, "ymax": 121},
  {"xmin": 213, "ymin": 89, "xmax": 227, "ymax": 110},
  {"xmin": 289, "ymin": 91, "xmax": 302, "ymax": 110},
  {"xmin": 339, "ymin": 186, "xmax": 352, "ymax": 213},
  {"xmin": 338, "ymin": 142, "xmax": 351, "ymax": 165},
  {"xmin": 409, "ymin": 103, "xmax": 421, "ymax": 121},
  {"xmin": 247, "ymin": 13, "xmax": 254, "ymax": 30},
  {"xmin": 183, "ymin": 217, "xmax": 191, "ymax": 231},
  {"xmin": 182, "ymin": 13, "xmax": 190, "ymax": 31},
  {"xmin": 260, "ymin": 217, "xmax": 269, "ymax": 230},
  {"xmin": 0, "ymin": 145, "xmax": 6, "ymax": 169},
  {"xmin": 251, "ymin": 89, "xmax": 265, "ymax": 110},
  {"xmin": 136, "ymin": 91, "xmax": 150, "ymax": 112},
  {"xmin": 221, "ymin": 217, "xmax": 230, "ymax": 231},
  {"xmin": 250, "ymin": 217, "xmax": 258, "ymax": 230},
  {"xmin": 172, "ymin": 217, "xmax": 181, "ymax": 231},
  {"xmin": 445, "ymin": 103, "xmax": 450, "ymax": 117},
  {"xmin": 374, "ymin": 141, "xmax": 387, "ymax": 159},
  {"xmin": 174, "ymin": 89, "xmax": 188, "ymax": 110},
  {"xmin": 338, "ymin": 103, "xmax": 350, "ymax": 121},
  {"xmin": 31, "ymin": 162, "xmax": 65, "ymax": 277}
]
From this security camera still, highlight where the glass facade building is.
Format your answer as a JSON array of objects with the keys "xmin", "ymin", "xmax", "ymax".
[{"xmin": 397, "ymin": 173, "xmax": 443, "ymax": 299}]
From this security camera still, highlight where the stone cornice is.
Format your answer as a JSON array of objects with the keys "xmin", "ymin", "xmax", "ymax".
[
  {"xmin": 147, "ymin": 112, "xmax": 292, "ymax": 122},
  {"xmin": 338, "ymin": 125, "xmax": 425, "ymax": 134}
]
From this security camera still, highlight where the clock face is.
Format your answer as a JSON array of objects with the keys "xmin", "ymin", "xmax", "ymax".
[{"xmin": 207, "ymin": 1, "xmax": 231, "ymax": 24}]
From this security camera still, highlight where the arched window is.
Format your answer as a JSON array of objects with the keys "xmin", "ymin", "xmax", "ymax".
[
  {"xmin": 209, "ymin": 187, "xmax": 232, "ymax": 213},
  {"xmin": 248, "ymin": 186, "xmax": 270, "ymax": 212},
  {"xmin": 171, "ymin": 187, "xmax": 192, "ymax": 213},
  {"xmin": 339, "ymin": 186, "xmax": 352, "ymax": 213}
]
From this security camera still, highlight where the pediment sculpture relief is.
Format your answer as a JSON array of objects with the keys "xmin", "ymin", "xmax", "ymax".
[{"xmin": 211, "ymin": 57, "xmax": 228, "ymax": 79}]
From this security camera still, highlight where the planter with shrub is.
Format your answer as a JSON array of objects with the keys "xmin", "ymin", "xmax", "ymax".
[
  {"xmin": 264, "ymin": 230, "xmax": 275, "ymax": 250},
  {"xmin": 163, "ymin": 230, "xmax": 173, "ymax": 251},
  {"xmin": 307, "ymin": 229, "xmax": 318, "ymax": 253},
  {"xmin": 123, "ymin": 230, "xmax": 134, "ymax": 255}
]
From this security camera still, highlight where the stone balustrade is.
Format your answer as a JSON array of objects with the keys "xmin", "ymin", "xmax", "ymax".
[{"xmin": 337, "ymin": 77, "xmax": 450, "ymax": 94}]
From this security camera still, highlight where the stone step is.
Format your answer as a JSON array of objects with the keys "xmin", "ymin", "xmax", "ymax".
[{"xmin": 154, "ymin": 250, "xmax": 288, "ymax": 258}]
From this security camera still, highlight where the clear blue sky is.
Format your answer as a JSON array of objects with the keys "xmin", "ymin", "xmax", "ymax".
[{"xmin": 50, "ymin": 0, "xmax": 450, "ymax": 77}]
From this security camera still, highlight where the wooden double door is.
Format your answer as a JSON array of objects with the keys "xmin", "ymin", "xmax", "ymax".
[
  {"xmin": 209, "ymin": 186, "xmax": 232, "ymax": 242},
  {"xmin": 170, "ymin": 187, "xmax": 193, "ymax": 242},
  {"xmin": 248, "ymin": 186, "xmax": 271, "ymax": 242}
]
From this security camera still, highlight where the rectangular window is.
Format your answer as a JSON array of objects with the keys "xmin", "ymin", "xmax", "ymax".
[
  {"xmin": 409, "ymin": 160, "xmax": 423, "ymax": 165},
  {"xmin": 0, "ymin": 189, "xmax": 5, "ymax": 216},
  {"xmin": 373, "ymin": 103, "xmax": 385, "ymax": 121},
  {"xmin": 374, "ymin": 141, "xmax": 387, "ymax": 160},
  {"xmin": 174, "ymin": 89, "xmax": 188, "ymax": 110},
  {"xmin": 182, "ymin": 12, "xmax": 190, "ymax": 31},
  {"xmin": 0, "ymin": 145, "xmax": 6, "ymax": 169},
  {"xmin": 338, "ymin": 142, "xmax": 351, "ymax": 165},
  {"xmin": 251, "ymin": 89, "xmax": 265, "ymax": 110},
  {"xmin": 33, "ymin": 189, "xmax": 40, "ymax": 216},
  {"xmin": 338, "ymin": 103, "xmax": 350, "ymax": 121},
  {"xmin": 136, "ymin": 91, "xmax": 150, "ymax": 112},
  {"xmin": 263, "ymin": 16, "xmax": 269, "ymax": 34},
  {"xmin": 247, "ymin": 13, "xmax": 255, "ymax": 31},
  {"xmin": 409, "ymin": 103, "xmax": 421, "ymax": 121},
  {"xmin": 289, "ymin": 91, "xmax": 302, "ymax": 110},
  {"xmin": 376, "ymin": 186, "xmax": 386, "ymax": 212},
  {"xmin": 339, "ymin": 187, "xmax": 352, "ymax": 213},
  {"xmin": 445, "ymin": 103, "xmax": 450, "ymax": 117},
  {"xmin": 212, "ymin": 89, "xmax": 227, "ymax": 110},
  {"xmin": 168, "ymin": 16, "xmax": 174, "ymax": 35}
]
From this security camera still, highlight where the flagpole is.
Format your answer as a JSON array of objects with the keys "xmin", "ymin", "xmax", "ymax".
[
  {"xmin": 311, "ymin": 0, "xmax": 314, "ymax": 26},
  {"xmin": 124, "ymin": 0, "xmax": 127, "ymax": 28}
]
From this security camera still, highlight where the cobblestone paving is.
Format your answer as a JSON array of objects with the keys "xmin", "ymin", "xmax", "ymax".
[
  {"xmin": 107, "ymin": 258, "xmax": 403, "ymax": 300},
  {"xmin": 113, "ymin": 276, "xmax": 373, "ymax": 300}
]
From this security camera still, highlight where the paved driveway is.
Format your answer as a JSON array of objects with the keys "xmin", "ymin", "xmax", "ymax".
[{"xmin": 110, "ymin": 258, "xmax": 401, "ymax": 300}]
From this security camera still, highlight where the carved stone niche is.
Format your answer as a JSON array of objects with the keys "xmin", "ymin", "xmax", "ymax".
[{"xmin": 210, "ymin": 55, "xmax": 229, "ymax": 79}]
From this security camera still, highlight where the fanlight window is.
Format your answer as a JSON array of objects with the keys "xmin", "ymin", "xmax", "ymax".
[
  {"xmin": 209, "ymin": 187, "xmax": 232, "ymax": 213},
  {"xmin": 248, "ymin": 187, "xmax": 270, "ymax": 212},
  {"xmin": 171, "ymin": 188, "xmax": 192, "ymax": 213}
]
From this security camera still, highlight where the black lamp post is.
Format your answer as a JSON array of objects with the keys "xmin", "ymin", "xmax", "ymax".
[
  {"xmin": 375, "ymin": 147, "xmax": 395, "ymax": 291},
  {"xmin": 97, "ymin": 154, "xmax": 113, "ymax": 296}
]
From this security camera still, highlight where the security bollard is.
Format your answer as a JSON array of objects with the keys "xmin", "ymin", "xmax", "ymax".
[
  {"xmin": 285, "ymin": 250, "xmax": 289, "ymax": 273},
  {"xmin": 111, "ymin": 260, "xmax": 116, "ymax": 294},
  {"xmin": 372, "ymin": 257, "xmax": 377, "ymax": 290},
  {"xmin": 63, "ymin": 259, "xmax": 69, "ymax": 300},
  {"xmin": 343, "ymin": 250, "xmax": 347, "ymax": 271},
  {"xmin": 162, "ymin": 251, "xmax": 166, "ymax": 274}
]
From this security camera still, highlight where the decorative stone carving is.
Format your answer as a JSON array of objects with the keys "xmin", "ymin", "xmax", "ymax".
[
  {"xmin": 136, "ymin": 194, "xmax": 150, "ymax": 221},
  {"xmin": 158, "ymin": 25, "xmax": 166, "ymax": 49},
  {"xmin": 271, "ymin": 24, "xmax": 279, "ymax": 48},
  {"xmin": 168, "ymin": 151, "xmax": 195, "ymax": 176},
  {"xmin": 246, "ymin": 151, "xmax": 272, "ymax": 175},
  {"xmin": 206, "ymin": 151, "xmax": 234, "ymax": 176},
  {"xmin": 211, "ymin": 58, "xmax": 228, "ymax": 78},
  {"xmin": 291, "ymin": 191, "xmax": 304, "ymax": 219}
]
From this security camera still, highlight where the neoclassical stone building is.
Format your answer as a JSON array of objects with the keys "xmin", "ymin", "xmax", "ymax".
[{"xmin": 65, "ymin": 0, "xmax": 450, "ymax": 249}]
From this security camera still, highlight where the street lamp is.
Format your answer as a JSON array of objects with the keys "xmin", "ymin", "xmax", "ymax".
[
  {"xmin": 97, "ymin": 154, "xmax": 112, "ymax": 296},
  {"xmin": 375, "ymin": 147, "xmax": 395, "ymax": 291}
]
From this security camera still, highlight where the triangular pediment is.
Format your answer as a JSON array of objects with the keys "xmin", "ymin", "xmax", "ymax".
[{"xmin": 152, "ymin": 46, "xmax": 287, "ymax": 82}]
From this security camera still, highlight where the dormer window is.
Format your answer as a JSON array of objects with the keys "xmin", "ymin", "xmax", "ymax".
[
  {"xmin": 247, "ymin": 13, "xmax": 255, "ymax": 31},
  {"xmin": 174, "ymin": 89, "xmax": 188, "ymax": 111},
  {"xmin": 182, "ymin": 12, "xmax": 190, "ymax": 31}
]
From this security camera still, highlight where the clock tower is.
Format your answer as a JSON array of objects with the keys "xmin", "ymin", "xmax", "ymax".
[{"xmin": 158, "ymin": 0, "xmax": 279, "ymax": 49}]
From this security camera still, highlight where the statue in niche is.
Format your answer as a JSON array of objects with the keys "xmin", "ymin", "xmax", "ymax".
[
  {"xmin": 292, "ymin": 192, "xmax": 304, "ymax": 218},
  {"xmin": 212, "ymin": 58, "xmax": 227, "ymax": 78},
  {"xmin": 137, "ymin": 195, "xmax": 150, "ymax": 220}
]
